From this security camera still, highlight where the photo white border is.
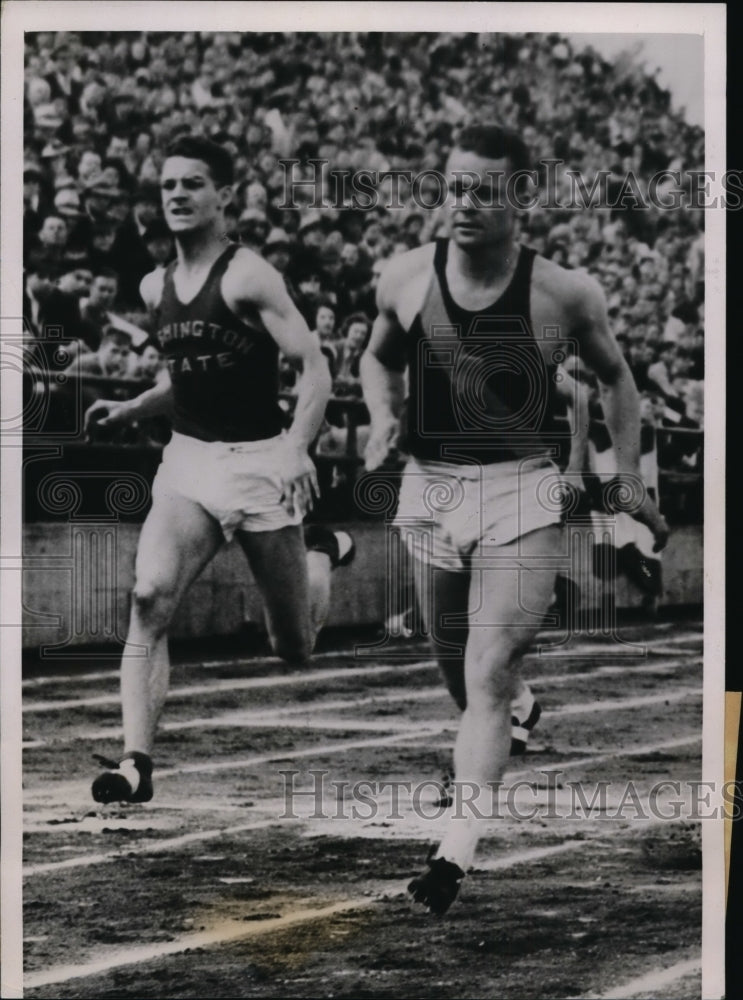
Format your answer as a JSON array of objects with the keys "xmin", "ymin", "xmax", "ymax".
[{"xmin": 1, "ymin": 4, "xmax": 726, "ymax": 998}]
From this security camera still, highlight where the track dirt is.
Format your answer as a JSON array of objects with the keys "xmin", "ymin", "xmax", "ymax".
[{"xmin": 21, "ymin": 620, "xmax": 704, "ymax": 999}]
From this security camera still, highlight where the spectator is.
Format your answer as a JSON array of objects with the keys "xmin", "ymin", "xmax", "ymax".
[
  {"xmin": 110, "ymin": 182, "xmax": 166, "ymax": 306},
  {"xmin": 647, "ymin": 342, "xmax": 685, "ymax": 412},
  {"xmin": 312, "ymin": 300, "xmax": 337, "ymax": 347},
  {"xmin": 129, "ymin": 339, "xmax": 164, "ymax": 381},
  {"xmin": 56, "ymin": 257, "xmax": 93, "ymax": 301},
  {"xmin": 141, "ymin": 218, "xmax": 175, "ymax": 270},
  {"xmin": 44, "ymin": 41, "xmax": 83, "ymax": 113},
  {"xmin": 78, "ymin": 268, "xmax": 119, "ymax": 349},
  {"xmin": 334, "ymin": 311, "xmax": 372, "ymax": 396},
  {"xmin": 237, "ymin": 208, "xmax": 270, "ymax": 252},
  {"xmin": 23, "ymin": 248, "xmax": 85, "ymax": 376},
  {"xmin": 34, "ymin": 213, "xmax": 68, "ymax": 260},
  {"xmin": 65, "ymin": 327, "xmax": 133, "ymax": 378}
]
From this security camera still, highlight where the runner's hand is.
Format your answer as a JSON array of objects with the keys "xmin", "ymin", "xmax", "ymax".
[
  {"xmin": 278, "ymin": 443, "xmax": 320, "ymax": 518},
  {"xmin": 631, "ymin": 493, "xmax": 670, "ymax": 553}
]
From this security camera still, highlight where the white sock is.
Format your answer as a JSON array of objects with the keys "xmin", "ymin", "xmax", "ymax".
[
  {"xmin": 510, "ymin": 684, "xmax": 535, "ymax": 725},
  {"xmin": 118, "ymin": 758, "xmax": 141, "ymax": 794},
  {"xmin": 434, "ymin": 802, "xmax": 484, "ymax": 872}
]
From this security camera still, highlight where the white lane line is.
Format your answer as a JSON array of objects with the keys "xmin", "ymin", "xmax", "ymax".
[
  {"xmin": 22, "ymin": 661, "xmax": 437, "ymax": 714},
  {"xmin": 23, "ymin": 731, "xmax": 701, "ymax": 872},
  {"xmin": 584, "ymin": 955, "xmax": 701, "ymax": 999},
  {"xmin": 22, "ymin": 687, "xmax": 701, "ymax": 811},
  {"xmin": 61, "ymin": 656, "xmax": 698, "ymax": 744},
  {"xmin": 23, "ymin": 832, "xmax": 649, "ymax": 990},
  {"xmin": 23, "ymin": 819, "xmax": 279, "ymax": 876},
  {"xmin": 22, "ymin": 727, "xmax": 447, "ymax": 810},
  {"xmin": 21, "ymin": 626, "xmax": 702, "ymax": 696},
  {"xmin": 475, "ymin": 841, "xmax": 586, "ymax": 871},
  {"xmin": 22, "ymin": 898, "xmax": 372, "ymax": 991},
  {"xmin": 20, "ymin": 643, "xmax": 433, "ymax": 689},
  {"xmin": 23, "ymin": 653, "xmax": 699, "ymax": 728}
]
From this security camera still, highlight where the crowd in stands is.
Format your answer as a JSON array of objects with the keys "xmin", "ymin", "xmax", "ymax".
[{"xmin": 23, "ymin": 30, "xmax": 705, "ymax": 471}]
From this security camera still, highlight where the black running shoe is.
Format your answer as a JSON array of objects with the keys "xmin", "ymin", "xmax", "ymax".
[
  {"xmin": 408, "ymin": 848, "xmax": 465, "ymax": 915},
  {"xmin": 303, "ymin": 525, "xmax": 356, "ymax": 569},
  {"xmin": 510, "ymin": 699, "xmax": 542, "ymax": 756},
  {"xmin": 91, "ymin": 751, "xmax": 154, "ymax": 804}
]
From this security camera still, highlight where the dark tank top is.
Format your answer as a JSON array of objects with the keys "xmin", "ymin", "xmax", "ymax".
[
  {"xmin": 404, "ymin": 239, "xmax": 567, "ymax": 465},
  {"xmin": 154, "ymin": 244, "xmax": 284, "ymax": 442}
]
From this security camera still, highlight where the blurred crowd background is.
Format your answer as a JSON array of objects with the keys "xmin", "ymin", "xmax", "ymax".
[{"xmin": 22, "ymin": 30, "xmax": 705, "ymax": 472}]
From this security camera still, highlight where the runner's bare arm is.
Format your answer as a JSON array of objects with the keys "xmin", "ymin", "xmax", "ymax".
[
  {"xmin": 359, "ymin": 264, "xmax": 407, "ymax": 470},
  {"xmin": 571, "ymin": 275, "xmax": 641, "ymax": 476},
  {"xmin": 228, "ymin": 251, "xmax": 332, "ymax": 452},
  {"xmin": 84, "ymin": 272, "xmax": 174, "ymax": 437},
  {"xmin": 571, "ymin": 274, "xmax": 669, "ymax": 550}
]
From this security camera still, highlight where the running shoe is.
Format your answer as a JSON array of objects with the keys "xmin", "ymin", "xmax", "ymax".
[
  {"xmin": 91, "ymin": 751, "xmax": 154, "ymax": 804},
  {"xmin": 408, "ymin": 847, "xmax": 465, "ymax": 915}
]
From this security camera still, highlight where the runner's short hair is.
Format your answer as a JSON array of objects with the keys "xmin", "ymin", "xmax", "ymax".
[
  {"xmin": 455, "ymin": 123, "xmax": 532, "ymax": 174},
  {"xmin": 164, "ymin": 135, "xmax": 234, "ymax": 188}
]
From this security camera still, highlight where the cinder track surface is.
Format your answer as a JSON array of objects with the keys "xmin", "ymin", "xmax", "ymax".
[{"xmin": 21, "ymin": 621, "xmax": 704, "ymax": 999}]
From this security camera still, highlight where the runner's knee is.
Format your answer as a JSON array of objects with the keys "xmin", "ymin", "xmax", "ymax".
[{"xmin": 131, "ymin": 582, "xmax": 177, "ymax": 637}]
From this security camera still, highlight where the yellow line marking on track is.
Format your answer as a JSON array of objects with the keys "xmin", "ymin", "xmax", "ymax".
[
  {"xmin": 23, "ymin": 898, "xmax": 372, "ymax": 990},
  {"xmin": 584, "ymin": 955, "xmax": 701, "ymax": 998},
  {"xmin": 25, "ymin": 832, "xmax": 671, "ymax": 990}
]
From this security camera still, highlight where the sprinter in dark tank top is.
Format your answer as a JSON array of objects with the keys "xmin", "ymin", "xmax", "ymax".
[
  {"xmin": 83, "ymin": 136, "xmax": 354, "ymax": 808},
  {"xmin": 154, "ymin": 243, "xmax": 284, "ymax": 442},
  {"xmin": 360, "ymin": 123, "xmax": 669, "ymax": 915}
]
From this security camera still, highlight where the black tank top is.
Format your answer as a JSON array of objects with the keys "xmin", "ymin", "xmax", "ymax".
[
  {"xmin": 404, "ymin": 239, "xmax": 567, "ymax": 465},
  {"xmin": 154, "ymin": 244, "xmax": 284, "ymax": 442}
]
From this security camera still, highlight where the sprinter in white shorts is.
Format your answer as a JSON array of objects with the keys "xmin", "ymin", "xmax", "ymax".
[
  {"xmin": 361, "ymin": 123, "xmax": 668, "ymax": 914},
  {"xmin": 85, "ymin": 136, "xmax": 353, "ymax": 805}
]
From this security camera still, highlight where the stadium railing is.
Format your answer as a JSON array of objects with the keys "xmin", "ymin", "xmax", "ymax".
[{"xmin": 23, "ymin": 373, "xmax": 703, "ymax": 524}]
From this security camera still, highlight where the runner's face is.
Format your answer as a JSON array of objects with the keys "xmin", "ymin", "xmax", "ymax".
[
  {"xmin": 445, "ymin": 149, "xmax": 516, "ymax": 248},
  {"xmin": 161, "ymin": 157, "xmax": 230, "ymax": 234}
]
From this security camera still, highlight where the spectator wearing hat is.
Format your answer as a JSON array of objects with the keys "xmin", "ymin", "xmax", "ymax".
[
  {"xmin": 56, "ymin": 257, "xmax": 93, "ymax": 302},
  {"xmin": 41, "ymin": 138, "xmax": 74, "ymax": 188},
  {"xmin": 23, "ymin": 248, "xmax": 86, "ymax": 375},
  {"xmin": 88, "ymin": 220, "xmax": 119, "ymax": 271},
  {"xmin": 297, "ymin": 210, "xmax": 327, "ymax": 252},
  {"xmin": 44, "ymin": 42, "xmax": 83, "ymax": 114},
  {"xmin": 262, "ymin": 227, "xmax": 294, "ymax": 275},
  {"xmin": 110, "ymin": 182, "xmax": 166, "ymax": 307},
  {"xmin": 23, "ymin": 162, "xmax": 51, "ymax": 243}
]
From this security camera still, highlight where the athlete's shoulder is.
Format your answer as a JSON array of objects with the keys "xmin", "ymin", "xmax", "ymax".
[
  {"xmin": 222, "ymin": 243, "xmax": 283, "ymax": 302},
  {"xmin": 139, "ymin": 267, "xmax": 166, "ymax": 310},
  {"xmin": 376, "ymin": 243, "xmax": 435, "ymax": 309},
  {"xmin": 532, "ymin": 252, "xmax": 607, "ymax": 315}
]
